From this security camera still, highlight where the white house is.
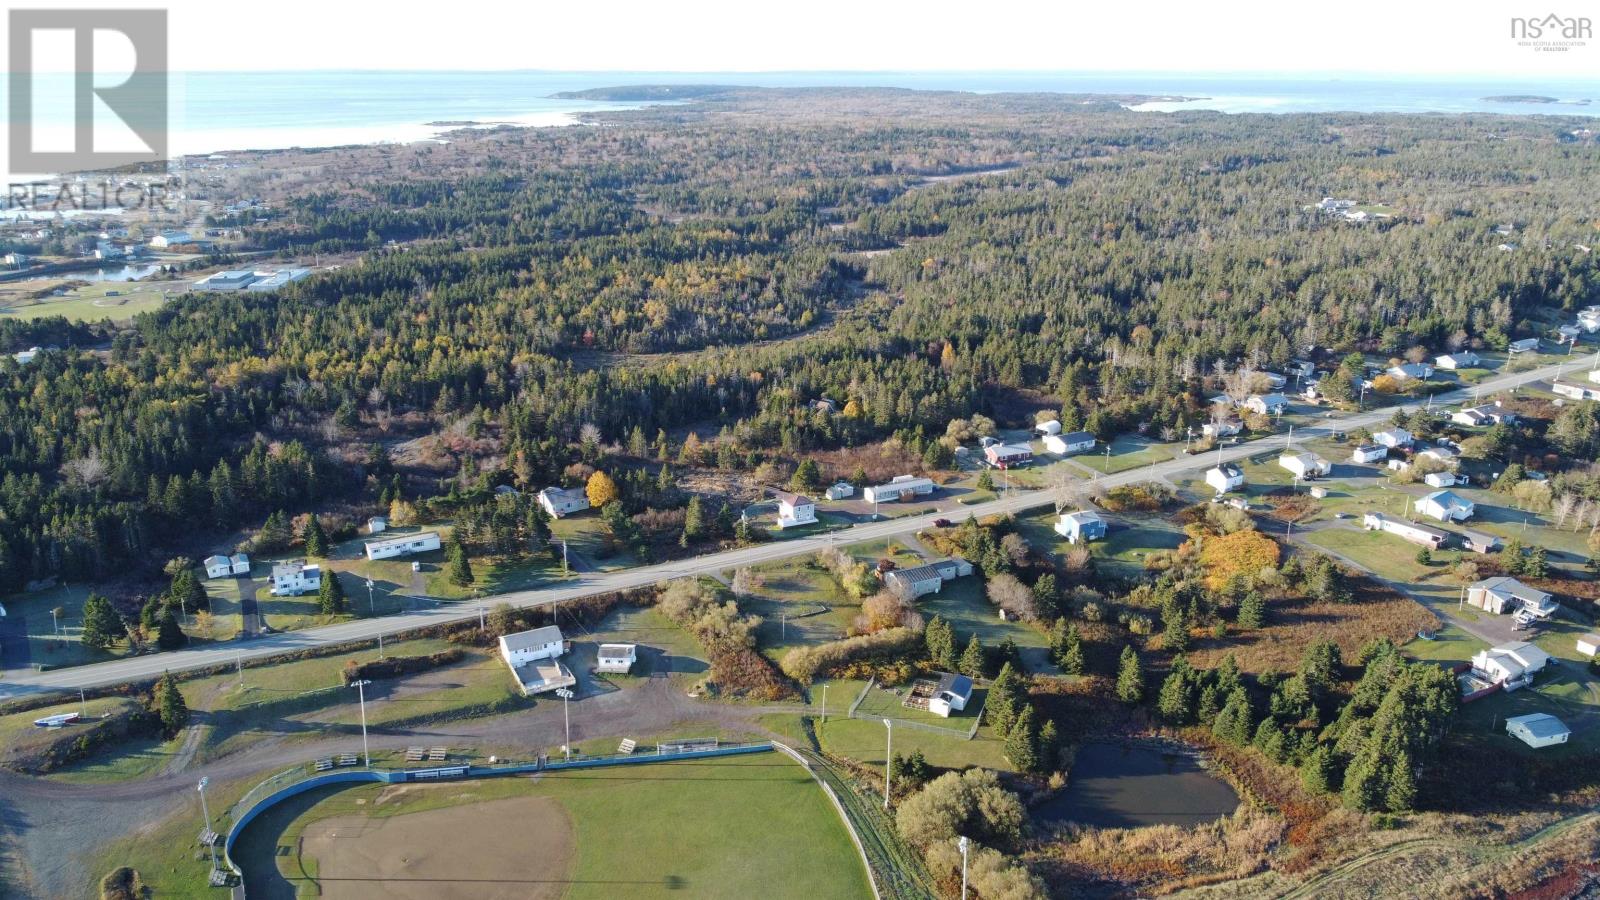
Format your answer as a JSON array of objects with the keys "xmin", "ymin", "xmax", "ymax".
[
  {"xmin": 1472, "ymin": 641, "xmax": 1551, "ymax": 691},
  {"xmin": 1416, "ymin": 490, "xmax": 1475, "ymax": 522},
  {"xmin": 1246, "ymin": 393, "xmax": 1290, "ymax": 416},
  {"xmin": 364, "ymin": 531, "xmax": 442, "ymax": 561},
  {"xmin": 1054, "ymin": 510, "xmax": 1106, "ymax": 544},
  {"xmin": 1552, "ymin": 381, "xmax": 1600, "ymax": 401},
  {"xmin": 270, "ymin": 561, "xmax": 321, "ymax": 596},
  {"xmin": 1578, "ymin": 307, "xmax": 1600, "ymax": 333},
  {"xmin": 1205, "ymin": 463, "xmax": 1245, "ymax": 494},
  {"xmin": 1451, "ymin": 403, "xmax": 1514, "ymax": 427},
  {"xmin": 1386, "ymin": 362, "xmax": 1434, "ymax": 381},
  {"xmin": 824, "ymin": 482, "xmax": 855, "ymax": 501},
  {"xmin": 1362, "ymin": 512, "xmax": 1447, "ymax": 549},
  {"xmin": 367, "ymin": 516, "xmax": 388, "ymax": 534},
  {"xmin": 148, "ymin": 230, "xmax": 191, "ymax": 248},
  {"xmin": 1261, "ymin": 372, "xmax": 1289, "ymax": 390},
  {"xmin": 499, "ymin": 625, "xmax": 565, "ymax": 666},
  {"xmin": 863, "ymin": 475, "xmax": 936, "ymax": 504},
  {"xmin": 1576, "ymin": 634, "xmax": 1600, "ymax": 659},
  {"xmin": 1417, "ymin": 446, "xmax": 1459, "ymax": 468},
  {"xmin": 984, "ymin": 443, "xmax": 1034, "ymax": 469},
  {"xmin": 1045, "ymin": 430, "xmax": 1096, "ymax": 455},
  {"xmin": 926, "ymin": 673, "xmax": 973, "ymax": 718},
  {"xmin": 227, "ymin": 553, "xmax": 250, "ymax": 575},
  {"xmin": 1589, "ymin": 369, "xmax": 1600, "ymax": 385},
  {"xmin": 883, "ymin": 557, "xmax": 973, "ymax": 598},
  {"xmin": 203, "ymin": 555, "xmax": 233, "ymax": 579},
  {"xmin": 1467, "ymin": 577, "xmax": 1557, "ymax": 618},
  {"xmin": 1508, "ymin": 337, "xmax": 1541, "ymax": 354},
  {"xmin": 499, "ymin": 625, "xmax": 575, "ymax": 695},
  {"xmin": 1034, "ymin": 419, "xmax": 1062, "ymax": 436},
  {"xmin": 11, "ymin": 347, "xmax": 41, "ymax": 365},
  {"xmin": 1202, "ymin": 419, "xmax": 1243, "ymax": 439},
  {"xmin": 1435, "ymin": 351, "xmax": 1480, "ymax": 370},
  {"xmin": 1279, "ymin": 452, "xmax": 1331, "ymax": 479},
  {"xmin": 1351, "ymin": 443, "xmax": 1388, "ymax": 464},
  {"xmin": 596, "ymin": 643, "xmax": 637, "ymax": 674},
  {"xmin": 1506, "ymin": 713, "xmax": 1570, "ymax": 749},
  {"xmin": 1372, "ymin": 428, "xmax": 1413, "ymax": 449},
  {"xmin": 774, "ymin": 491, "xmax": 818, "ymax": 529},
  {"xmin": 1424, "ymin": 471, "xmax": 1459, "ymax": 488},
  {"xmin": 538, "ymin": 486, "xmax": 590, "ymax": 519}
]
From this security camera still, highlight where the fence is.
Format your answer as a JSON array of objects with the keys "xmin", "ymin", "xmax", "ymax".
[
  {"xmin": 218, "ymin": 741, "xmax": 774, "ymax": 895},
  {"xmin": 848, "ymin": 676, "xmax": 983, "ymax": 740}
]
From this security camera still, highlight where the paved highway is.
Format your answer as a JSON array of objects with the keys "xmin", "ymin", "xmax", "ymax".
[{"xmin": 1, "ymin": 354, "xmax": 1592, "ymax": 697}]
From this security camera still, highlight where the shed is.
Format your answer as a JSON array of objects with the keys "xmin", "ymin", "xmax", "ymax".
[
  {"xmin": 1576, "ymin": 634, "xmax": 1600, "ymax": 659},
  {"xmin": 927, "ymin": 673, "xmax": 973, "ymax": 718},
  {"xmin": 597, "ymin": 643, "xmax": 637, "ymax": 674}
]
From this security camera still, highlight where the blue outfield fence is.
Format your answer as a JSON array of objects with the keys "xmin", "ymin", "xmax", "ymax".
[{"xmin": 220, "ymin": 741, "xmax": 774, "ymax": 892}]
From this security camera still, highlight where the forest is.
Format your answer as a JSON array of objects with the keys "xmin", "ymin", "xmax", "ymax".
[{"xmin": 0, "ymin": 87, "xmax": 1596, "ymax": 596}]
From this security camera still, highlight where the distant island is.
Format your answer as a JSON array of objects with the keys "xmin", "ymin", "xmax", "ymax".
[
  {"xmin": 1482, "ymin": 95, "xmax": 1592, "ymax": 105},
  {"xmin": 552, "ymin": 85, "xmax": 740, "ymax": 102}
]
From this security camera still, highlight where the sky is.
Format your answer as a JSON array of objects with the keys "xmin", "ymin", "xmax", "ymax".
[{"xmin": 5, "ymin": 0, "xmax": 1596, "ymax": 77}]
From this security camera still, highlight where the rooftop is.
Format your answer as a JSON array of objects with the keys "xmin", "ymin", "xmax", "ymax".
[{"xmin": 501, "ymin": 625, "xmax": 565, "ymax": 652}]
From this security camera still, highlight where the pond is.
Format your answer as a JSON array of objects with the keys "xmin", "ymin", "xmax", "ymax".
[
  {"xmin": 1034, "ymin": 742, "xmax": 1240, "ymax": 829},
  {"xmin": 75, "ymin": 263, "xmax": 163, "ymax": 282}
]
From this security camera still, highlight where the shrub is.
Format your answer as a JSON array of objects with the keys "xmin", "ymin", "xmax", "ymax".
[{"xmin": 781, "ymin": 627, "xmax": 921, "ymax": 683}]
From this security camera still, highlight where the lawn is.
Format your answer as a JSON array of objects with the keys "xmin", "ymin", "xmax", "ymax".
[
  {"xmin": 815, "ymin": 715, "xmax": 1012, "ymax": 771},
  {"xmin": 850, "ymin": 679, "xmax": 987, "ymax": 734},
  {"xmin": 737, "ymin": 558, "xmax": 857, "ymax": 663},
  {"xmin": 1070, "ymin": 435, "xmax": 1180, "ymax": 475},
  {"xmin": 223, "ymin": 752, "xmax": 872, "ymax": 900},
  {"xmin": 0, "ymin": 583, "xmax": 129, "ymax": 673},
  {"xmin": 0, "ymin": 695, "xmax": 137, "ymax": 758},
  {"xmin": 550, "ymin": 513, "xmax": 640, "ymax": 572},
  {"xmin": 1456, "ymin": 664, "xmax": 1600, "ymax": 754},
  {"xmin": 844, "ymin": 537, "xmax": 926, "ymax": 568},
  {"xmin": 1402, "ymin": 623, "xmax": 1488, "ymax": 668},
  {"xmin": 918, "ymin": 576, "xmax": 1054, "ymax": 673},
  {"xmin": 1301, "ymin": 526, "xmax": 1439, "ymax": 583}
]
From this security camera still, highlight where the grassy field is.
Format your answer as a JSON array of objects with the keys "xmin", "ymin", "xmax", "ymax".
[
  {"xmin": 224, "ymin": 752, "xmax": 871, "ymax": 900},
  {"xmin": 0, "ymin": 280, "xmax": 177, "ymax": 321},
  {"xmin": 0, "ymin": 583, "xmax": 129, "ymax": 673},
  {"xmin": 919, "ymin": 576, "xmax": 1054, "ymax": 673},
  {"xmin": 1070, "ymin": 435, "xmax": 1180, "ymax": 475},
  {"xmin": 849, "ymin": 679, "xmax": 986, "ymax": 733},
  {"xmin": 1402, "ymin": 623, "xmax": 1489, "ymax": 668},
  {"xmin": 736, "ymin": 557, "xmax": 857, "ymax": 663},
  {"xmin": 814, "ymin": 715, "xmax": 1011, "ymax": 771},
  {"xmin": 1301, "ymin": 526, "xmax": 1439, "ymax": 583}
]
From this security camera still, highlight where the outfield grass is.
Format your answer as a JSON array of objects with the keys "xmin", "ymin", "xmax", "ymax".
[
  {"xmin": 0, "ymin": 280, "xmax": 176, "ymax": 321},
  {"xmin": 226, "ymin": 752, "xmax": 871, "ymax": 900}
]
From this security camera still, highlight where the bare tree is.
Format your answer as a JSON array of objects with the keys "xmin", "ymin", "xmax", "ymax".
[
  {"xmin": 60, "ymin": 447, "xmax": 108, "ymax": 488},
  {"xmin": 731, "ymin": 567, "xmax": 763, "ymax": 598}
]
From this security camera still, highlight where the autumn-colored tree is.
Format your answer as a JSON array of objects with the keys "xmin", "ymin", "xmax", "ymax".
[
  {"xmin": 586, "ymin": 470, "xmax": 620, "ymax": 508},
  {"xmin": 1196, "ymin": 529, "xmax": 1281, "ymax": 591}
]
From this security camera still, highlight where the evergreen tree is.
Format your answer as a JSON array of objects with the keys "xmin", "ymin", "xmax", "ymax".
[
  {"xmin": 170, "ymin": 568, "xmax": 209, "ymax": 613},
  {"xmin": 1157, "ymin": 667, "xmax": 1195, "ymax": 724},
  {"xmin": 1385, "ymin": 752, "xmax": 1417, "ymax": 811},
  {"xmin": 925, "ymin": 616, "xmax": 957, "ymax": 670},
  {"xmin": 154, "ymin": 671, "xmax": 189, "ymax": 736},
  {"xmin": 81, "ymin": 593, "xmax": 122, "ymax": 650},
  {"xmin": 790, "ymin": 458, "xmax": 822, "ymax": 493},
  {"xmin": 975, "ymin": 470, "xmax": 995, "ymax": 492},
  {"xmin": 1032, "ymin": 573, "xmax": 1059, "ymax": 620},
  {"xmin": 958, "ymin": 634, "xmax": 987, "ymax": 678},
  {"xmin": 1301, "ymin": 744, "xmax": 1337, "ymax": 794},
  {"xmin": 1213, "ymin": 688, "xmax": 1254, "ymax": 745},
  {"xmin": 303, "ymin": 515, "xmax": 329, "ymax": 557},
  {"xmin": 1005, "ymin": 704, "xmax": 1040, "ymax": 772},
  {"xmin": 1161, "ymin": 597, "xmax": 1190, "ymax": 653},
  {"xmin": 986, "ymin": 663, "xmax": 1021, "ymax": 735},
  {"xmin": 447, "ymin": 536, "xmax": 475, "ymax": 587},
  {"xmin": 1061, "ymin": 639, "xmax": 1086, "ymax": 676},
  {"xmin": 1038, "ymin": 719, "xmax": 1060, "ymax": 772},
  {"xmin": 1115, "ymin": 645, "xmax": 1144, "ymax": 704},
  {"xmin": 1237, "ymin": 591, "xmax": 1267, "ymax": 629},
  {"xmin": 1196, "ymin": 683, "xmax": 1222, "ymax": 724},
  {"xmin": 156, "ymin": 608, "xmax": 185, "ymax": 650},
  {"xmin": 318, "ymin": 571, "xmax": 347, "ymax": 615},
  {"xmin": 257, "ymin": 509, "xmax": 292, "ymax": 553},
  {"xmin": 681, "ymin": 495, "xmax": 705, "ymax": 547}
]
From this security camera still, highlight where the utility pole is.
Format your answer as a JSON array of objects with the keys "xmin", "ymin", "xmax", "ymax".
[
  {"xmin": 561, "ymin": 540, "xmax": 569, "ymax": 576},
  {"xmin": 557, "ymin": 687, "xmax": 574, "ymax": 759},
  {"xmin": 236, "ymin": 653, "xmax": 243, "ymax": 688},
  {"xmin": 378, "ymin": 633, "xmax": 385, "ymax": 658},
  {"xmin": 478, "ymin": 605, "xmax": 486, "ymax": 632},
  {"xmin": 351, "ymin": 679, "xmax": 372, "ymax": 767},
  {"xmin": 198, "ymin": 777, "xmax": 218, "ymax": 873},
  {"xmin": 821, "ymin": 683, "xmax": 827, "ymax": 724},
  {"xmin": 78, "ymin": 688, "xmax": 86, "ymax": 716},
  {"xmin": 882, "ymin": 718, "xmax": 893, "ymax": 810},
  {"xmin": 365, "ymin": 579, "xmax": 375, "ymax": 616}
]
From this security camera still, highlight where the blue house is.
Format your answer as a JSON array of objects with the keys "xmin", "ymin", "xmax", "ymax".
[{"xmin": 1054, "ymin": 510, "xmax": 1106, "ymax": 544}]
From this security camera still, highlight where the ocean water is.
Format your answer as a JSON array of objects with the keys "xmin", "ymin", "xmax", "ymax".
[{"xmin": 11, "ymin": 70, "xmax": 1600, "ymax": 160}]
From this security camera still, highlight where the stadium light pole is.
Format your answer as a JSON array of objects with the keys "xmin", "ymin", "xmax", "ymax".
[
  {"xmin": 557, "ymin": 688, "xmax": 575, "ymax": 759},
  {"xmin": 197, "ymin": 777, "xmax": 218, "ymax": 872},
  {"xmin": 959, "ymin": 835, "xmax": 970, "ymax": 899},
  {"xmin": 350, "ymin": 679, "xmax": 372, "ymax": 767},
  {"xmin": 882, "ymin": 718, "xmax": 893, "ymax": 810}
]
